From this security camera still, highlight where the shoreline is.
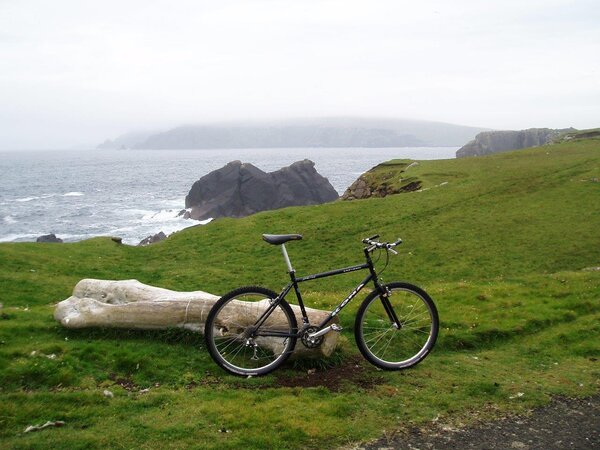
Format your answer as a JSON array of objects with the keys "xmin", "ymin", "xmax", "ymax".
[{"xmin": 0, "ymin": 147, "xmax": 458, "ymax": 244}]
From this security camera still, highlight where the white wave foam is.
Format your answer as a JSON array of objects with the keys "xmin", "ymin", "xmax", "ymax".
[
  {"xmin": 160, "ymin": 198, "xmax": 186, "ymax": 208},
  {"xmin": 141, "ymin": 209, "xmax": 182, "ymax": 222},
  {"xmin": 125, "ymin": 208, "xmax": 155, "ymax": 216},
  {"xmin": 140, "ymin": 209, "xmax": 211, "ymax": 226},
  {"xmin": 3, "ymin": 215, "xmax": 17, "ymax": 224},
  {"xmin": 108, "ymin": 226, "xmax": 137, "ymax": 234},
  {"xmin": 63, "ymin": 192, "xmax": 84, "ymax": 197},
  {"xmin": 13, "ymin": 193, "xmax": 58, "ymax": 202},
  {"xmin": 0, "ymin": 233, "xmax": 39, "ymax": 242}
]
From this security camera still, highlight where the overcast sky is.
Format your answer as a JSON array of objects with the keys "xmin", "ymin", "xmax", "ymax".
[{"xmin": 0, "ymin": 0, "xmax": 598, "ymax": 150}]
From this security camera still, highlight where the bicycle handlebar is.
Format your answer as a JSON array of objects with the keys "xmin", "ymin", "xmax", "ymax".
[{"xmin": 362, "ymin": 235, "xmax": 403, "ymax": 254}]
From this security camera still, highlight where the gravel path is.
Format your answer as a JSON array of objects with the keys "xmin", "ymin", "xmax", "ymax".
[{"xmin": 357, "ymin": 395, "xmax": 599, "ymax": 450}]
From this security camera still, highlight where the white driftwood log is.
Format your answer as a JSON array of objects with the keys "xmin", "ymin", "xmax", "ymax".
[{"xmin": 54, "ymin": 279, "xmax": 338, "ymax": 357}]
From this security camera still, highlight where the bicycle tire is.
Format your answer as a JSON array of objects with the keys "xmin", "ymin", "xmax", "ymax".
[
  {"xmin": 355, "ymin": 282, "xmax": 438, "ymax": 370},
  {"xmin": 204, "ymin": 286, "xmax": 298, "ymax": 376}
]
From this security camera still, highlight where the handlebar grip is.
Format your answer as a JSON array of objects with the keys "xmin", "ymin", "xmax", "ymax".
[
  {"xmin": 393, "ymin": 238, "xmax": 403, "ymax": 246},
  {"xmin": 362, "ymin": 234, "xmax": 379, "ymax": 244}
]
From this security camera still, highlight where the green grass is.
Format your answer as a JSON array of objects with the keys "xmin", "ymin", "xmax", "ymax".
[
  {"xmin": 0, "ymin": 139, "xmax": 599, "ymax": 448},
  {"xmin": 555, "ymin": 128, "xmax": 600, "ymax": 142}
]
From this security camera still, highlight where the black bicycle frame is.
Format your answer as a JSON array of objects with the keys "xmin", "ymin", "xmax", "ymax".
[{"xmin": 254, "ymin": 247, "xmax": 401, "ymax": 338}]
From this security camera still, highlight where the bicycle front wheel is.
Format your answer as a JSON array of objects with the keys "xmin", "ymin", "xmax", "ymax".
[
  {"xmin": 205, "ymin": 286, "xmax": 298, "ymax": 376},
  {"xmin": 355, "ymin": 282, "xmax": 438, "ymax": 370}
]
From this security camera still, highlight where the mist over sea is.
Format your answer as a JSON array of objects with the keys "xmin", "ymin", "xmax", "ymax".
[{"xmin": 0, "ymin": 147, "xmax": 457, "ymax": 244}]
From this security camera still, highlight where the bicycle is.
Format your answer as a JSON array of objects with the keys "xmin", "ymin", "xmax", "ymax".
[{"xmin": 204, "ymin": 233, "xmax": 439, "ymax": 376}]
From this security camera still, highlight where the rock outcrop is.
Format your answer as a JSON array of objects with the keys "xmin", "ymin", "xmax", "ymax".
[
  {"xmin": 138, "ymin": 231, "xmax": 167, "ymax": 246},
  {"xmin": 342, "ymin": 161, "xmax": 421, "ymax": 200},
  {"xmin": 36, "ymin": 234, "xmax": 63, "ymax": 243},
  {"xmin": 185, "ymin": 160, "xmax": 339, "ymax": 220},
  {"xmin": 456, "ymin": 128, "xmax": 574, "ymax": 158}
]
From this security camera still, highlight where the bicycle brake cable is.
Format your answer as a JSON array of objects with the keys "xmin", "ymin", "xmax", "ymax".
[
  {"xmin": 378, "ymin": 246, "xmax": 391, "ymax": 276},
  {"xmin": 373, "ymin": 247, "xmax": 382, "ymax": 265}
]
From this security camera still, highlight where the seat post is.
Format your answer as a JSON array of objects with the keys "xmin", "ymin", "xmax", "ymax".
[{"xmin": 281, "ymin": 244, "xmax": 294, "ymax": 273}]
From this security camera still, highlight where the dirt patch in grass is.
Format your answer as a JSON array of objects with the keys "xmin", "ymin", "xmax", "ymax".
[
  {"xmin": 360, "ymin": 394, "xmax": 600, "ymax": 450},
  {"xmin": 276, "ymin": 356, "xmax": 384, "ymax": 392},
  {"xmin": 107, "ymin": 373, "xmax": 139, "ymax": 391}
]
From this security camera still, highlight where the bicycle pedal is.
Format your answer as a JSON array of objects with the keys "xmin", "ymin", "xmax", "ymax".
[{"xmin": 331, "ymin": 324, "xmax": 343, "ymax": 332}]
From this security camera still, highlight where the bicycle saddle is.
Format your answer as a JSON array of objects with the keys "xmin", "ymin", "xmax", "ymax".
[{"xmin": 262, "ymin": 234, "xmax": 303, "ymax": 245}]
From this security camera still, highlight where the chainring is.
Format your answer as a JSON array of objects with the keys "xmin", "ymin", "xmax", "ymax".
[{"xmin": 301, "ymin": 326, "xmax": 324, "ymax": 348}]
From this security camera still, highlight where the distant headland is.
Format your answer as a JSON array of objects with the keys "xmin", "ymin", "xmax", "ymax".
[{"xmin": 97, "ymin": 117, "xmax": 489, "ymax": 150}]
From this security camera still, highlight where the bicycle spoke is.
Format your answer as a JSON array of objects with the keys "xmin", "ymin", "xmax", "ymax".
[
  {"xmin": 228, "ymin": 341, "xmax": 248, "ymax": 361},
  {"xmin": 214, "ymin": 335, "xmax": 242, "ymax": 350},
  {"xmin": 362, "ymin": 328, "xmax": 391, "ymax": 337},
  {"xmin": 401, "ymin": 326, "xmax": 431, "ymax": 334},
  {"xmin": 362, "ymin": 329, "xmax": 392, "ymax": 342},
  {"xmin": 377, "ymin": 329, "xmax": 399, "ymax": 358},
  {"xmin": 364, "ymin": 326, "xmax": 394, "ymax": 347},
  {"xmin": 402, "ymin": 309, "xmax": 429, "ymax": 324},
  {"xmin": 215, "ymin": 340, "xmax": 240, "ymax": 355}
]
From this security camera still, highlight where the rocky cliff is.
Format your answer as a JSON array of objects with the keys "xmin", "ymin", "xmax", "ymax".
[
  {"xmin": 185, "ymin": 160, "xmax": 339, "ymax": 220},
  {"xmin": 456, "ymin": 128, "xmax": 574, "ymax": 157}
]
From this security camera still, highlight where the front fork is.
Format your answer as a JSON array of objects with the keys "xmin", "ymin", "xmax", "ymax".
[
  {"xmin": 365, "ymin": 248, "xmax": 402, "ymax": 329},
  {"xmin": 378, "ymin": 285, "xmax": 402, "ymax": 329}
]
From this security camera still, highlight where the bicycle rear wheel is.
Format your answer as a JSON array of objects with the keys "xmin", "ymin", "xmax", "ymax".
[
  {"xmin": 205, "ymin": 286, "xmax": 298, "ymax": 376},
  {"xmin": 355, "ymin": 282, "xmax": 438, "ymax": 370}
]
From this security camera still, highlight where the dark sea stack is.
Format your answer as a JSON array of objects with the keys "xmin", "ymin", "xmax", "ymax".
[
  {"xmin": 456, "ymin": 128, "xmax": 574, "ymax": 158},
  {"xmin": 185, "ymin": 160, "xmax": 339, "ymax": 220},
  {"xmin": 36, "ymin": 234, "xmax": 63, "ymax": 243}
]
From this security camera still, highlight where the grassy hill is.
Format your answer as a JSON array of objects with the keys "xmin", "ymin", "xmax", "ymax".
[{"xmin": 1, "ymin": 139, "xmax": 598, "ymax": 448}]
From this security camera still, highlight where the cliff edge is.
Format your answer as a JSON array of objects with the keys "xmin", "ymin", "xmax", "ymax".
[{"xmin": 456, "ymin": 128, "xmax": 574, "ymax": 158}]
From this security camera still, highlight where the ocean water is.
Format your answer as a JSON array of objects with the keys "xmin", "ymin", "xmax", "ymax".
[{"xmin": 0, "ymin": 147, "xmax": 457, "ymax": 244}]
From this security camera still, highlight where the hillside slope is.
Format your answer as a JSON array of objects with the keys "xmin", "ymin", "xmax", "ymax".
[
  {"xmin": 0, "ymin": 139, "xmax": 598, "ymax": 449},
  {"xmin": 6, "ymin": 139, "xmax": 598, "ymax": 294}
]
